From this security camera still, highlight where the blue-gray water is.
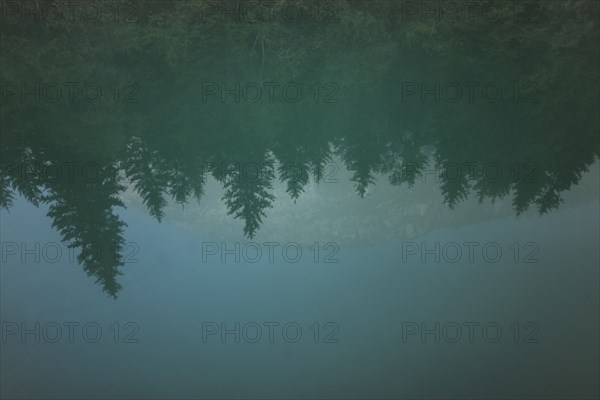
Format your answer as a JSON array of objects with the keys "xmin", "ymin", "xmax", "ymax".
[
  {"xmin": 2, "ymin": 192, "xmax": 599, "ymax": 398},
  {"xmin": 1, "ymin": 1, "xmax": 599, "ymax": 398}
]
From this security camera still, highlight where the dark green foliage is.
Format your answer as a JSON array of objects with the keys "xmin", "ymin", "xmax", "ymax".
[{"xmin": 1, "ymin": 0, "xmax": 598, "ymax": 295}]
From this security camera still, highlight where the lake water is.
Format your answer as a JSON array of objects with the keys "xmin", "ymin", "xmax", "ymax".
[{"xmin": 1, "ymin": 1, "xmax": 599, "ymax": 398}]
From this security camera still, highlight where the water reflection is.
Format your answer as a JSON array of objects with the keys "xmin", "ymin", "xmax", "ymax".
[{"xmin": 1, "ymin": 0, "xmax": 598, "ymax": 296}]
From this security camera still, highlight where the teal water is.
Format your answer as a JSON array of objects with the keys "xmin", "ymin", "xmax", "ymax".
[{"xmin": 1, "ymin": 1, "xmax": 599, "ymax": 398}]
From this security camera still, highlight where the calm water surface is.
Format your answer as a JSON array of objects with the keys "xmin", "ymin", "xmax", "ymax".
[{"xmin": 1, "ymin": 1, "xmax": 599, "ymax": 398}]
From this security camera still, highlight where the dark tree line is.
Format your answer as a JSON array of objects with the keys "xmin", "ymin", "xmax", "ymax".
[{"xmin": 1, "ymin": 0, "xmax": 598, "ymax": 296}]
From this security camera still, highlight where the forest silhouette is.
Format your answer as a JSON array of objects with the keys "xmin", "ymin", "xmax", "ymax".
[{"xmin": 1, "ymin": 1, "xmax": 598, "ymax": 297}]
